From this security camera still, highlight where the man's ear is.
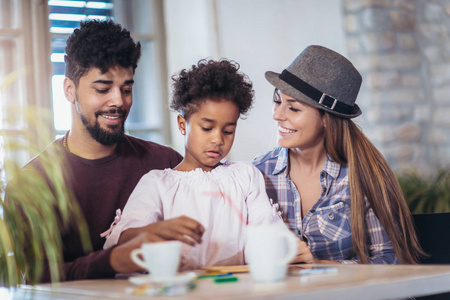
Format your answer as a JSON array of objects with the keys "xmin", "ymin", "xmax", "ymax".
[
  {"xmin": 64, "ymin": 77, "xmax": 76, "ymax": 104},
  {"xmin": 177, "ymin": 114, "xmax": 186, "ymax": 135}
]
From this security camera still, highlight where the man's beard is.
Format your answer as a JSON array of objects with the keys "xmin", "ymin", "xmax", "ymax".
[{"xmin": 79, "ymin": 108, "xmax": 127, "ymax": 146}]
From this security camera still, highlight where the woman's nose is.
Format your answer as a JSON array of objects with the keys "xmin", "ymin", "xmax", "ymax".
[{"xmin": 273, "ymin": 104, "xmax": 286, "ymax": 121}]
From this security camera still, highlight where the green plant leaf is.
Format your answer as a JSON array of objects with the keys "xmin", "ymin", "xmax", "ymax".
[
  {"xmin": 1, "ymin": 103, "xmax": 91, "ymax": 286},
  {"xmin": 398, "ymin": 168, "xmax": 450, "ymax": 214}
]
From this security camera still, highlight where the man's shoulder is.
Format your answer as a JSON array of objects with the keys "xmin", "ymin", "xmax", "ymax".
[
  {"xmin": 7, "ymin": 139, "xmax": 66, "ymax": 194},
  {"xmin": 123, "ymin": 135, "xmax": 172, "ymax": 152},
  {"xmin": 122, "ymin": 135, "xmax": 182, "ymax": 160},
  {"xmin": 25, "ymin": 139, "xmax": 65, "ymax": 170}
]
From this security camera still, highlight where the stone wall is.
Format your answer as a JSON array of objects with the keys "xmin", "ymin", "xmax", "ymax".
[{"xmin": 343, "ymin": 0, "xmax": 450, "ymax": 173}]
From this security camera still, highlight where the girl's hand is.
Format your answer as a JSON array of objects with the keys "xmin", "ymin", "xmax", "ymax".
[
  {"xmin": 118, "ymin": 215, "xmax": 205, "ymax": 246},
  {"xmin": 146, "ymin": 216, "xmax": 205, "ymax": 245},
  {"xmin": 290, "ymin": 239, "xmax": 315, "ymax": 264}
]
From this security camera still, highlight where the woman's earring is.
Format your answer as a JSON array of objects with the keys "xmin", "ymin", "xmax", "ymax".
[{"xmin": 181, "ymin": 130, "xmax": 185, "ymax": 135}]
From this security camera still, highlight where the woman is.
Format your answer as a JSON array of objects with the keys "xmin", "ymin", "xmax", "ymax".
[{"xmin": 252, "ymin": 45, "xmax": 424, "ymax": 264}]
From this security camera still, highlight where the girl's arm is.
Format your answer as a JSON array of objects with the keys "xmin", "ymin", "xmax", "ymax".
[
  {"xmin": 245, "ymin": 163, "xmax": 284, "ymax": 225},
  {"xmin": 103, "ymin": 173, "xmax": 161, "ymax": 249},
  {"xmin": 104, "ymin": 172, "xmax": 204, "ymax": 249}
]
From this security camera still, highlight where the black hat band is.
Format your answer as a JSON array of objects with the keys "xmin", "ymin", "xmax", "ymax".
[{"xmin": 279, "ymin": 69, "xmax": 355, "ymax": 114}]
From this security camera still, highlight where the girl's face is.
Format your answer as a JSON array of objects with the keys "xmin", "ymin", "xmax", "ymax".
[
  {"xmin": 272, "ymin": 89, "xmax": 326, "ymax": 151},
  {"xmin": 178, "ymin": 99, "xmax": 239, "ymax": 172}
]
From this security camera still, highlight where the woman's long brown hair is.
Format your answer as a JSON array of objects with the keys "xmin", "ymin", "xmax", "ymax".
[{"xmin": 323, "ymin": 113, "xmax": 425, "ymax": 264}]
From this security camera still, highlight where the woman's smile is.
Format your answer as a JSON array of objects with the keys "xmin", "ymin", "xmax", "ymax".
[{"xmin": 278, "ymin": 125, "xmax": 297, "ymax": 134}]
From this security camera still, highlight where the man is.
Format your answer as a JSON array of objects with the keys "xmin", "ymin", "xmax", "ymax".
[{"xmin": 10, "ymin": 19, "xmax": 204, "ymax": 282}]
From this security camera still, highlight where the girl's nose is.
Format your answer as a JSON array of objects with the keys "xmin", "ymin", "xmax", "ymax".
[{"xmin": 212, "ymin": 131, "xmax": 224, "ymax": 146}]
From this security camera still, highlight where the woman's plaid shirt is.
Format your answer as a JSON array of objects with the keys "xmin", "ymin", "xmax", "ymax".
[{"xmin": 251, "ymin": 146, "xmax": 398, "ymax": 264}]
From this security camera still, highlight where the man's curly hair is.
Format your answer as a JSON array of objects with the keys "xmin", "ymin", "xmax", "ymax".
[
  {"xmin": 64, "ymin": 19, "xmax": 141, "ymax": 86},
  {"xmin": 170, "ymin": 59, "xmax": 254, "ymax": 120}
]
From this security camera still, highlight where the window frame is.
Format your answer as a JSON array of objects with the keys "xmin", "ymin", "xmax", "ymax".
[
  {"xmin": 48, "ymin": 0, "xmax": 172, "ymax": 145},
  {"xmin": 112, "ymin": 0, "xmax": 172, "ymax": 145},
  {"xmin": 0, "ymin": 0, "xmax": 53, "ymax": 154}
]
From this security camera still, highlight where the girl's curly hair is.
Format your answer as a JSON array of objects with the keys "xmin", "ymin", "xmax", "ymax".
[
  {"xmin": 170, "ymin": 59, "xmax": 254, "ymax": 120},
  {"xmin": 64, "ymin": 19, "xmax": 141, "ymax": 86}
]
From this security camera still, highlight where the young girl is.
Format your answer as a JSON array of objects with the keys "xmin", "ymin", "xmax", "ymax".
[{"xmin": 103, "ymin": 59, "xmax": 287, "ymax": 270}]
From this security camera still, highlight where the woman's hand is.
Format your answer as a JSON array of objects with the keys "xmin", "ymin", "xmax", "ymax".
[{"xmin": 291, "ymin": 239, "xmax": 315, "ymax": 264}]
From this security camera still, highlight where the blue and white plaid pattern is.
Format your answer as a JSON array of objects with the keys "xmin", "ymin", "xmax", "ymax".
[{"xmin": 252, "ymin": 146, "xmax": 398, "ymax": 264}]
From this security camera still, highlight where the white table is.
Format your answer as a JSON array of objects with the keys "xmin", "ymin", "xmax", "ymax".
[{"xmin": 6, "ymin": 264, "xmax": 450, "ymax": 299}]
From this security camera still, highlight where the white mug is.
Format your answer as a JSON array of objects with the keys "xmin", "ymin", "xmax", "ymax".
[
  {"xmin": 130, "ymin": 241, "xmax": 182, "ymax": 279},
  {"xmin": 245, "ymin": 224, "xmax": 298, "ymax": 282}
]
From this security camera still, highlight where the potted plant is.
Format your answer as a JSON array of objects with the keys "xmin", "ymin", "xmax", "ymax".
[
  {"xmin": 0, "ymin": 73, "xmax": 90, "ymax": 286},
  {"xmin": 397, "ymin": 168, "xmax": 450, "ymax": 214}
]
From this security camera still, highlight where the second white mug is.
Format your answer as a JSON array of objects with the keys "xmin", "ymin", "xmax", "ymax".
[{"xmin": 245, "ymin": 224, "xmax": 298, "ymax": 282}]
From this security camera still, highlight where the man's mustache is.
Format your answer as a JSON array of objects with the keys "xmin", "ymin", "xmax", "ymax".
[{"xmin": 95, "ymin": 108, "xmax": 127, "ymax": 117}]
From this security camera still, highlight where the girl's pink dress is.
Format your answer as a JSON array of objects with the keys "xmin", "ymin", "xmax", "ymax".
[{"xmin": 104, "ymin": 161, "xmax": 286, "ymax": 270}]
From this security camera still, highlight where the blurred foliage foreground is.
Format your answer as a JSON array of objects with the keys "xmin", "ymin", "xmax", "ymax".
[
  {"xmin": 0, "ymin": 105, "xmax": 90, "ymax": 286},
  {"xmin": 398, "ymin": 168, "xmax": 450, "ymax": 214}
]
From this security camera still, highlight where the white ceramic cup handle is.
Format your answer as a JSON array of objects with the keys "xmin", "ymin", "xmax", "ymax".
[
  {"xmin": 130, "ymin": 248, "xmax": 148, "ymax": 270},
  {"xmin": 278, "ymin": 231, "xmax": 298, "ymax": 265}
]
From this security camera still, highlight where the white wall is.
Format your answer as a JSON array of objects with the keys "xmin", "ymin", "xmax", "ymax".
[{"xmin": 164, "ymin": 0, "xmax": 346, "ymax": 161}]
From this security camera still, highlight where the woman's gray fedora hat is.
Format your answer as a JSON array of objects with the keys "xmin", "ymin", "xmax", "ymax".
[{"xmin": 265, "ymin": 45, "xmax": 362, "ymax": 118}]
